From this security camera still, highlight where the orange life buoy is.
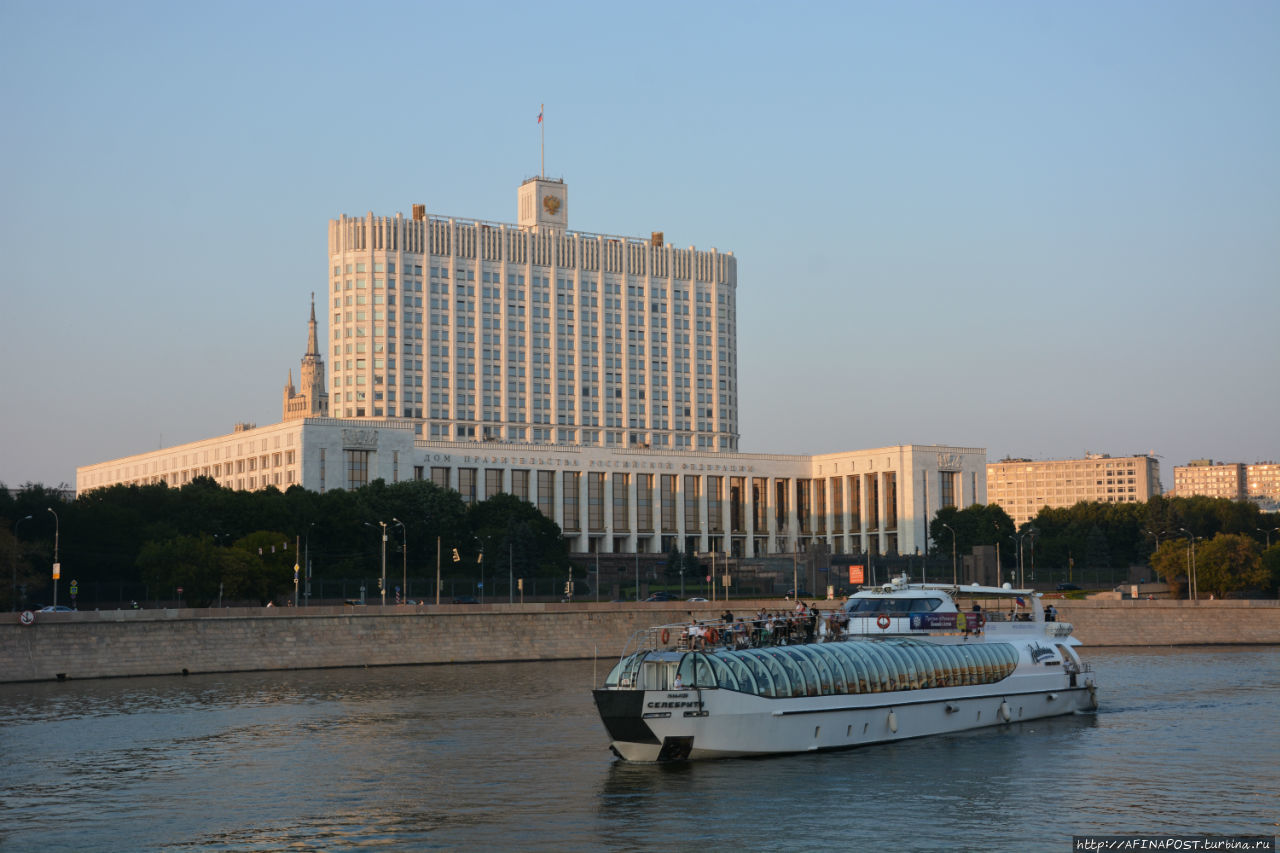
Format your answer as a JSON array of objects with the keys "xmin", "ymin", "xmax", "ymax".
[
  {"xmin": 708, "ymin": 627, "xmax": 719, "ymax": 644},
  {"xmin": 660, "ymin": 628, "xmax": 670, "ymax": 644},
  {"xmin": 977, "ymin": 613, "xmax": 986, "ymax": 627},
  {"xmin": 876, "ymin": 613, "xmax": 891, "ymax": 630}
]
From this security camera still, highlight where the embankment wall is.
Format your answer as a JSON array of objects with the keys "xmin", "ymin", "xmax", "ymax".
[{"xmin": 2, "ymin": 599, "xmax": 1277, "ymax": 683}]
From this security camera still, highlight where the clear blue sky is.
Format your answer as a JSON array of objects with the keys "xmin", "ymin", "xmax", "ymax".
[{"xmin": 2, "ymin": 0, "xmax": 1277, "ymax": 490}]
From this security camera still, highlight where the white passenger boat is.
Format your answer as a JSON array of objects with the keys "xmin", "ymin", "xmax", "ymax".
[{"xmin": 593, "ymin": 575, "xmax": 1098, "ymax": 761}]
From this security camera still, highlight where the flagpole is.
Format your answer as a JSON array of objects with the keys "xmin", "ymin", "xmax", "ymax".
[{"xmin": 540, "ymin": 103, "xmax": 545, "ymax": 178}]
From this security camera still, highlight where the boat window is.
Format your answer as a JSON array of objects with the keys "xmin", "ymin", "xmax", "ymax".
[
  {"xmin": 847, "ymin": 598, "xmax": 890, "ymax": 613},
  {"xmin": 722, "ymin": 654, "xmax": 760, "ymax": 695},
  {"xmin": 705, "ymin": 654, "xmax": 740, "ymax": 691},
  {"xmin": 605, "ymin": 652, "xmax": 646, "ymax": 688},
  {"xmin": 741, "ymin": 649, "xmax": 790, "ymax": 697},
  {"xmin": 793, "ymin": 645, "xmax": 842, "ymax": 694},
  {"xmin": 906, "ymin": 597, "xmax": 945, "ymax": 613},
  {"xmin": 780, "ymin": 648, "xmax": 823, "ymax": 696},
  {"xmin": 824, "ymin": 643, "xmax": 867, "ymax": 694},
  {"xmin": 738, "ymin": 651, "xmax": 776, "ymax": 697}
]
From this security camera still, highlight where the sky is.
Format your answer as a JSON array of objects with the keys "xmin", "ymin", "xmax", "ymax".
[{"xmin": 2, "ymin": 0, "xmax": 1278, "ymax": 491}]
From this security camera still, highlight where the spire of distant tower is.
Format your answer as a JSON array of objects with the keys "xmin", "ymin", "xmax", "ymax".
[{"xmin": 306, "ymin": 291, "xmax": 319, "ymax": 357}]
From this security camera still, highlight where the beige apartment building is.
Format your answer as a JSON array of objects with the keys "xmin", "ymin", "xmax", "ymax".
[
  {"xmin": 1173, "ymin": 460, "xmax": 1246, "ymax": 500},
  {"xmin": 986, "ymin": 453, "xmax": 1163, "ymax": 527},
  {"xmin": 1247, "ymin": 463, "xmax": 1280, "ymax": 508},
  {"xmin": 1172, "ymin": 460, "xmax": 1280, "ymax": 508}
]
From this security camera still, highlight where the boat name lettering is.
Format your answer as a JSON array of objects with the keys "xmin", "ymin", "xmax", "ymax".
[
  {"xmin": 647, "ymin": 699, "xmax": 705, "ymax": 709},
  {"xmin": 1028, "ymin": 643, "xmax": 1056, "ymax": 663}
]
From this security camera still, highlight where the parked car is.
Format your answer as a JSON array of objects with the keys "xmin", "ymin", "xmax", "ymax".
[
  {"xmin": 1056, "ymin": 583, "xmax": 1081, "ymax": 591},
  {"xmin": 784, "ymin": 589, "xmax": 811, "ymax": 600},
  {"xmin": 37, "ymin": 605, "xmax": 76, "ymax": 613},
  {"xmin": 644, "ymin": 592, "xmax": 677, "ymax": 602},
  {"xmin": 451, "ymin": 595, "xmax": 479, "ymax": 604},
  {"xmin": 686, "ymin": 597, "xmax": 708, "ymax": 602}
]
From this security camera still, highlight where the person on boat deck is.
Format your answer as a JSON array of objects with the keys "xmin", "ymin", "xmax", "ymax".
[
  {"xmin": 1046, "ymin": 604, "xmax": 1057, "ymax": 622},
  {"xmin": 673, "ymin": 672, "xmax": 683, "ymax": 689},
  {"xmin": 970, "ymin": 602, "xmax": 982, "ymax": 635}
]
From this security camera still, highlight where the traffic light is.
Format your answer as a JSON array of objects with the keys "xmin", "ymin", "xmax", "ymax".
[
  {"xmin": 452, "ymin": 548, "xmax": 460, "ymax": 562},
  {"xmin": 564, "ymin": 581, "xmax": 572, "ymax": 596}
]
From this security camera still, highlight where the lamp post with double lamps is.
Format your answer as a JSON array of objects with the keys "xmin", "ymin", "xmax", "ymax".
[
  {"xmin": 941, "ymin": 522, "xmax": 957, "ymax": 587},
  {"xmin": 303, "ymin": 523, "xmax": 316, "ymax": 607},
  {"xmin": 1178, "ymin": 528, "xmax": 1199, "ymax": 601},
  {"xmin": 365, "ymin": 521, "xmax": 388, "ymax": 606},
  {"xmin": 392, "ymin": 518, "xmax": 407, "ymax": 604}
]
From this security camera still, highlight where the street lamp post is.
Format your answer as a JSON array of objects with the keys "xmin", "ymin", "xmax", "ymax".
[
  {"xmin": 1027, "ymin": 528, "xmax": 1037, "ymax": 584},
  {"xmin": 47, "ymin": 508, "xmax": 60, "ymax": 609},
  {"xmin": 1009, "ymin": 534, "xmax": 1026, "ymax": 589},
  {"xmin": 11, "ymin": 514, "xmax": 32, "ymax": 611},
  {"xmin": 941, "ymin": 522, "xmax": 957, "ymax": 587},
  {"xmin": 1178, "ymin": 528, "xmax": 1199, "ymax": 601},
  {"xmin": 392, "ymin": 518, "xmax": 407, "ymax": 604},
  {"xmin": 475, "ymin": 537, "xmax": 485, "ymax": 605},
  {"xmin": 1259, "ymin": 527, "xmax": 1278, "ymax": 549},
  {"xmin": 365, "ymin": 521, "xmax": 388, "ymax": 606},
  {"xmin": 303, "ymin": 523, "xmax": 316, "ymax": 607}
]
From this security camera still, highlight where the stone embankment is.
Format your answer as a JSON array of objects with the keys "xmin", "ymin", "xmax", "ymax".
[{"xmin": 2, "ymin": 598, "xmax": 1277, "ymax": 683}]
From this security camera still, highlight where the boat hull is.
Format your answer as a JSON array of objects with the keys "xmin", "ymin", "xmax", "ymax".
[{"xmin": 595, "ymin": 681, "xmax": 1096, "ymax": 762}]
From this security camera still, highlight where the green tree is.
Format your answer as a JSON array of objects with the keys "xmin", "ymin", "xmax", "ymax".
[
  {"xmin": 1194, "ymin": 534, "xmax": 1264, "ymax": 599},
  {"xmin": 136, "ymin": 535, "xmax": 225, "ymax": 606},
  {"xmin": 1150, "ymin": 539, "xmax": 1189, "ymax": 598},
  {"xmin": 1260, "ymin": 545, "xmax": 1280, "ymax": 597}
]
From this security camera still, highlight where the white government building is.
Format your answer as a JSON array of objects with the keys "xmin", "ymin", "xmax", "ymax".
[{"xmin": 77, "ymin": 176, "xmax": 987, "ymax": 559}]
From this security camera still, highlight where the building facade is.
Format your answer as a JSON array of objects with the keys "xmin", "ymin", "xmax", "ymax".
[
  {"xmin": 1246, "ymin": 462, "xmax": 1280, "ymax": 509},
  {"xmin": 76, "ymin": 419, "xmax": 985, "ymax": 559},
  {"xmin": 1173, "ymin": 460, "xmax": 1246, "ymax": 500},
  {"xmin": 327, "ymin": 177, "xmax": 739, "ymax": 452},
  {"xmin": 986, "ymin": 453, "xmax": 1162, "ymax": 527}
]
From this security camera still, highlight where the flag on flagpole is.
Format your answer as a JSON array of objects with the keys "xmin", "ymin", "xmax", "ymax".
[{"xmin": 537, "ymin": 104, "xmax": 543, "ymax": 123}]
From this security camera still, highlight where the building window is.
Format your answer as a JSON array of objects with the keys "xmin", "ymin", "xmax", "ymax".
[
  {"xmin": 459, "ymin": 468, "xmax": 477, "ymax": 504},
  {"xmin": 345, "ymin": 450, "xmax": 369, "ymax": 490},
  {"xmin": 537, "ymin": 470, "xmax": 555, "ymax": 519},
  {"xmin": 562, "ymin": 471, "xmax": 581, "ymax": 531},
  {"xmin": 660, "ymin": 475, "xmax": 678, "ymax": 534},
  {"xmin": 637, "ymin": 474, "xmax": 654, "ymax": 533},
  {"xmin": 485, "ymin": 468, "xmax": 503, "ymax": 499},
  {"xmin": 612, "ymin": 473, "xmax": 630, "ymax": 532}
]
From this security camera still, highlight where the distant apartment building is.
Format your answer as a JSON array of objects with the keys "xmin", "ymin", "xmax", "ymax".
[
  {"xmin": 986, "ymin": 453, "xmax": 1162, "ymax": 527},
  {"xmin": 1246, "ymin": 463, "xmax": 1280, "ymax": 508},
  {"xmin": 1173, "ymin": 460, "xmax": 1246, "ymax": 500}
]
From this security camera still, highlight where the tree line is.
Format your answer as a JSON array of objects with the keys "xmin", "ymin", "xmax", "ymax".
[
  {"xmin": 1, "ymin": 478, "xmax": 568, "ymax": 609},
  {"xmin": 929, "ymin": 495, "xmax": 1280, "ymax": 598}
]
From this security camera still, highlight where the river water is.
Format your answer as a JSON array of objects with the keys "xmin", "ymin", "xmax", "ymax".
[{"xmin": 1, "ymin": 646, "xmax": 1276, "ymax": 852}]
